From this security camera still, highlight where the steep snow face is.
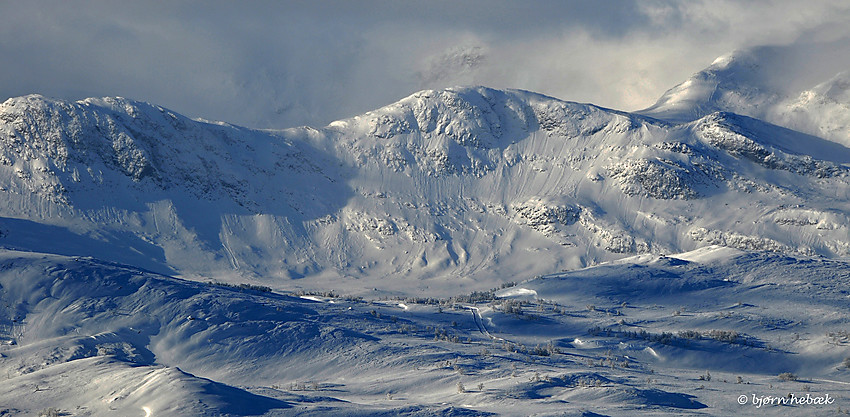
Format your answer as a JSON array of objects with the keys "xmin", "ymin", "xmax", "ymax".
[
  {"xmin": 327, "ymin": 87, "xmax": 633, "ymax": 177},
  {"xmin": 0, "ymin": 95, "xmax": 342, "ymax": 210},
  {"xmin": 640, "ymin": 45, "xmax": 850, "ymax": 147},
  {"xmin": 775, "ymin": 71, "xmax": 850, "ymax": 147},
  {"xmin": 639, "ymin": 49, "xmax": 787, "ymax": 124},
  {"xmin": 0, "ymin": 88, "xmax": 849, "ymax": 294},
  {"xmin": 322, "ymin": 87, "xmax": 850, "ymax": 268},
  {"xmin": 0, "ymin": 94, "xmax": 351, "ymax": 281}
]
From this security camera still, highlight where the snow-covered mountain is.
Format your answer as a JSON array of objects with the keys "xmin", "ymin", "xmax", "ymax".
[
  {"xmin": 2, "ymin": 47, "xmax": 850, "ymax": 415},
  {"xmin": 640, "ymin": 41, "xmax": 850, "ymax": 147},
  {"xmin": 1, "ymin": 84, "xmax": 849, "ymax": 296}
]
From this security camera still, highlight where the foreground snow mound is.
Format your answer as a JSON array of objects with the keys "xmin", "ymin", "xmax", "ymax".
[
  {"xmin": 0, "ymin": 251, "xmax": 498, "ymax": 415},
  {"xmin": 1, "ymin": 86, "xmax": 849, "ymax": 293},
  {"xmin": 2, "ymin": 248, "xmax": 849, "ymax": 415}
]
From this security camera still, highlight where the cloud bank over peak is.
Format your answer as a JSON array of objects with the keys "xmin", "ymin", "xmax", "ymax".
[{"xmin": 1, "ymin": 1, "xmax": 849, "ymax": 129}]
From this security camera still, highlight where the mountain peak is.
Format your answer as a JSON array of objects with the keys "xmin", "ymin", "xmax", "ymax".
[
  {"xmin": 640, "ymin": 41, "xmax": 850, "ymax": 147},
  {"xmin": 1, "ymin": 76, "xmax": 849, "ymax": 292},
  {"xmin": 639, "ymin": 48, "xmax": 783, "ymax": 124}
]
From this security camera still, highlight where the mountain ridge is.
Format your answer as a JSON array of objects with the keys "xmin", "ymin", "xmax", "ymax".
[{"xmin": 1, "ymin": 81, "xmax": 849, "ymax": 295}]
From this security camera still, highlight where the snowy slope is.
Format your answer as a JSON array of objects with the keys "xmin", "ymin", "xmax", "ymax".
[
  {"xmin": 0, "ymin": 94, "xmax": 350, "ymax": 283},
  {"xmin": 0, "ymin": 250, "xmax": 492, "ymax": 415},
  {"xmin": 2, "ymin": 248, "xmax": 849, "ymax": 416},
  {"xmin": 776, "ymin": 71, "xmax": 850, "ymax": 147},
  {"xmin": 1, "ymin": 89, "xmax": 849, "ymax": 296}
]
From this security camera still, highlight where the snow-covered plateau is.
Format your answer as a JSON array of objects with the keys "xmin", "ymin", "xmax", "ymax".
[{"xmin": 1, "ymin": 47, "xmax": 850, "ymax": 415}]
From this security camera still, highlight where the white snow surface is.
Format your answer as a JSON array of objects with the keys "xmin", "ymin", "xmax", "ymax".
[
  {"xmin": 1, "ymin": 85, "xmax": 849, "ymax": 297},
  {"xmin": 1, "ymin": 48, "xmax": 850, "ymax": 415},
  {"xmin": 2, "ymin": 247, "xmax": 849, "ymax": 415}
]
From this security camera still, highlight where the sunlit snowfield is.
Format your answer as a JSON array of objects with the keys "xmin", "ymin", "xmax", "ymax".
[{"xmin": 2, "ymin": 247, "xmax": 850, "ymax": 415}]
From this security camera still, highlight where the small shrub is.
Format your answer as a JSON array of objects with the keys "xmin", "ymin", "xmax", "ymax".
[
  {"xmin": 39, "ymin": 408, "xmax": 61, "ymax": 417},
  {"xmin": 778, "ymin": 372, "xmax": 798, "ymax": 382},
  {"xmin": 678, "ymin": 330, "xmax": 702, "ymax": 339},
  {"xmin": 828, "ymin": 331, "xmax": 850, "ymax": 345},
  {"xmin": 456, "ymin": 381, "xmax": 466, "ymax": 393},
  {"xmin": 209, "ymin": 281, "xmax": 273, "ymax": 293},
  {"xmin": 501, "ymin": 299, "xmax": 524, "ymax": 315},
  {"xmin": 531, "ymin": 343, "xmax": 556, "ymax": 356},
  {"xmin": 707, "ymin": 330, "xmax": 739, "ymax": 343}
]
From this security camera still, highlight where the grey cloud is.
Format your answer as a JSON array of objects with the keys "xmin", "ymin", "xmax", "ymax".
[
  {"xmin": 416, "ymin": 46, "xmax": 487, "ymax": 87},
  {"xmin": 1, "ymin": 1, "xmax": 849, "ymax": 129}
]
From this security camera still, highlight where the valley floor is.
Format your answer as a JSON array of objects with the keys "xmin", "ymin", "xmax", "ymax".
[{"xmin": 1, "ymin": 247, "xmax": 850, "ymax": 416}]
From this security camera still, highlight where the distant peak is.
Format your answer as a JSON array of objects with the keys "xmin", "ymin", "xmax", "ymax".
[
  {"xmin": 640, "ymin": 40, "xmax": 850, "ymax": 137},
  {"xmin": 1, "ymin": 94, "xmax": 55, "ymax": 108},
  {"xmin": 709, "ymin": 53, "xmax": 734, "ymax": 68}
]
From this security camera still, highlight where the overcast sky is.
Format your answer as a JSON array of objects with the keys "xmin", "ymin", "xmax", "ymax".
[{"xmin": 2, "ymin": 1, "xmax": 849, "ymax": 129}]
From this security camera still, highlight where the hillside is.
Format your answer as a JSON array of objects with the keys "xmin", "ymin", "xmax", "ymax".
[
  {"xmin": 2, "ymin": 247, "xmax": 849, "ymax": 415},
  {"xmin": 0, "ymin": 87, "xmax": 848, "ymax": 296}
]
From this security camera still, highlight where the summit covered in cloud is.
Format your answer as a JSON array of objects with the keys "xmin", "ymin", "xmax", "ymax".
[{"xmin": 2, "ymin": 1, "xmax": 850, "ymax": 129}]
